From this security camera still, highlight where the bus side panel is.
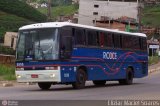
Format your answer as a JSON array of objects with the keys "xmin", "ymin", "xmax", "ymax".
[
  {"xmin": 72, "ymin": 48, "xmax": 148, "ymax": 81},
  {"xmin": 60, "ymin": 66, "xmax": 76, "ymax": 83},
  {"xmin": 86, "ymin": 62, "xmax": 127, "ymax": 81}
]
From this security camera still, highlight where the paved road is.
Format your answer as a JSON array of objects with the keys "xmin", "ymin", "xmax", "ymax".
[{"xmin": 0, "ymin": 71, "xmax": 160, "ymax": 101}]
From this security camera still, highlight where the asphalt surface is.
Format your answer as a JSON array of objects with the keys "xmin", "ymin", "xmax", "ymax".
[{"xmin": 0, "ymin": 71, "xmax": 160, "ymax": 106}]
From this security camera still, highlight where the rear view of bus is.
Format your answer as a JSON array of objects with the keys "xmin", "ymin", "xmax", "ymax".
[{"xmin": 16, "ymin": 22, "xmax": 148, "ymax": 90}]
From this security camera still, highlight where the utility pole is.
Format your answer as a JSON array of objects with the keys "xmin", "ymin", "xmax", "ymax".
[
  {"xmin": 138, "ymin": 0, "xmax": 142, "ymax": 32},
  {"xmin": 47, "ymin": 0, "xmax": 52, "ymax": 21}
]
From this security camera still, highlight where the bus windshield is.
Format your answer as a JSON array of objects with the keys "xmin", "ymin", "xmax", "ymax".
[{"xmin": 16, "ymin": 28, "xmax": 59, "ymax": 61}]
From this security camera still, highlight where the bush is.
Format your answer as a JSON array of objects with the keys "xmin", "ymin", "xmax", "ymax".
[
  {"xmin": 0, "ymin": 64, "xmax": 16, "ymax": 81},
  {"xmin": 148, "ymin": 56, "xmax": 159, "ymax": 65},
  {"xmin": 0, "ymin": 45, "xmax": 15, "ymax": 55}
]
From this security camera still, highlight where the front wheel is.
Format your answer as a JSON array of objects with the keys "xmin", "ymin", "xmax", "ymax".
[
  {"xmin": 38, "ymin": 82, "xmax": 52, "ymax": 90},
  {"xmin": 119, "ymin": 68, "xmax": 133, "ymax": 85},
  {"xmin": 72, "ymin": 69, "xmax": 87, "ymax": 89}
]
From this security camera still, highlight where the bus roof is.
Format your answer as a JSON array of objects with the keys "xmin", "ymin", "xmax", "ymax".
[{"xmin": 19, "ymin": 22, "xmax": 146, "ymax": 37}]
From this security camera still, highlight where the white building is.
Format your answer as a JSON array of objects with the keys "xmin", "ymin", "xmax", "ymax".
[
  {"xmin": 78, "ymin": 0, "xmax": 139, "ymax": 26},
  {"xmin": 3, "ymin": 32, "xmax": 18, "ymax": 50},
  {"xmin": 41, "ymin": 3, "xmax": 47, "ymax": 8}
]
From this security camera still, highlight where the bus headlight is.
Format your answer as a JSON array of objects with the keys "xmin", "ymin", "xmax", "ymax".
[
  {"xmin": 50, "ymin": 74, "xmax": 56, "ymax": 78},
  {"xmin": 16, "ymin": 74, "xmax": 22, "ymax": 78}
]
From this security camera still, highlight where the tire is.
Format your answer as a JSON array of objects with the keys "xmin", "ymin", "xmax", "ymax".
[
  {"xmin": 38, "ymin": 82, "xmax": 52, "ymax": 90},
  {"xmin": 93, "ymin": 80, "xmax": 106, "ymax": 86},
  {"xmin": 72, "ymin": 69, "xmax": 87, "ymax": 89},
  {"xmin": 119, "ymin": 68, "xmax": 133, "ymax": 85}
]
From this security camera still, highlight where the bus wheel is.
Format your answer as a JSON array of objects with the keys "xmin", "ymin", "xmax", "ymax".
[
  {"xmin": 38, "ymin": 82, "xmax": 52, "ymax": 90},
  {"xmin": 72, "ymin": 69, "xmax": 87, "ymax": 89},
  {"xmin": 93, "ymin": 80, "xmax": 106, "ymax": 86},
  {"xmin": 119, "ymin": 68, "xmax": 133, "ymax": 85}
]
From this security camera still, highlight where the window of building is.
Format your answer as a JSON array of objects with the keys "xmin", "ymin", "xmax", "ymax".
[
  {"xmin": 94, "ymin": 4, "xmax": 99, "ymax": 8},
  {"xmin": 93, "ymin": 12, "xmax": 98, "ymax": 15},
  {"xmin": 11, "ymin": 37, "xmax": 14, "ymax": 48}
]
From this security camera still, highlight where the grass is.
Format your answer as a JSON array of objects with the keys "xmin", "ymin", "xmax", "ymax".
[
  {"xmin": 142, "ymin": 5, "xmax": 160, "ymax": 27},
  {"xmin": 38, "ymin": 5, "xmax": 78, "ymax": 20},
  {"xmin": 0, "ymin": 64, "xmax": 16, "ymax": 81},
  {"xmin": 148, "ymin": 56, "xmax": 159, "ymax": 65}
]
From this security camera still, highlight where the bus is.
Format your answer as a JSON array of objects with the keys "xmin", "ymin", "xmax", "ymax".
[{"xmin": 16, "ymin": 22, "xmax": 148, "ymax": 90}]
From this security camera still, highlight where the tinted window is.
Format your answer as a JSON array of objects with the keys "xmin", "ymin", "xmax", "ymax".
[
  {"xmin": 122, "ymin": 35, "xmax": 132, "ymax": 49},
  {"xmin": 74, "ymin": 28, "xmax": 86, "ymax": 46},
  {"xmin": 113, "ymin": 34, "xmax": 122, "ymax": 48},
  {"xmin": 87, "ymin": 30, "xmax": 99, "ymax": 46},
  {"xmin": 140, "ymin": 37, "xmax": 147, "ymax": 51}
]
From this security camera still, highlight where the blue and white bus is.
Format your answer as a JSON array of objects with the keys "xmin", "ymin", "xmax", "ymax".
[{"xmin": 16, "ymin": 22, "xmax": 148, "ymax": 90}]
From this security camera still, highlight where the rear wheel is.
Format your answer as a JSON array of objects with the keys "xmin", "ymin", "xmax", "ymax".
[
  {"xmin": 119, "ymin": 68, "xmax": 133, "ymax": 85},
  {"xmin": 38, "ymin": 82, "xmax": 52, "ymax": 90},
  {"xmin": 72, "ymin": 69, "xmax": 87, "ymax": 89},
  {"xmin": 93, "ymin": 80, "xmax": 106, "ymax": 86}
]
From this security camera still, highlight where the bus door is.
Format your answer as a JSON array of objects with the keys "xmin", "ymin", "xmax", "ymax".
[{"xmin": 60, "ymin": 27, "xmax": 73, "ymax": 59}]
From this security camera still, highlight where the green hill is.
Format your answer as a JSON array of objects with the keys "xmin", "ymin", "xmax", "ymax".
[
  {"xmin": 0, "ymin": 0, "xmax": 47, "ymax": 22},
  {"xmin": 0, "ymin": 11, "xmax": 33, "ymax": 37},
  {"xmin": 142, "ymin": 5, "xmax": 160, "ymax": 27},
  {"xmin": 38, "ymin": 5, "xmax": 78, "ymax": 20},
  {"xmin": 0, "ymin": 0, "xmax": 47, "ymax": 38}
]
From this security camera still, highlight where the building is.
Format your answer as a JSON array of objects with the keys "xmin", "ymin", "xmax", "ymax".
[
  {"xmin": 95, "ymin": 16, "xmax": 138, "ymax": 31},
  {"xmin": 3, "ymin": 32, "xmax": 18, "ymax": 50},
  {"xmin": 72, "ymin": 0, "xmax": 80, "ymax": 4},
  {"xmin": 78, "ymin": 0, "xmax": 139, "ymax": 26}
]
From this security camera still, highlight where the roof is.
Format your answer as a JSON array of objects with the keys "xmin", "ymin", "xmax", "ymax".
[{"xmin": 19, "ymin": 22, "xmax": 146, "ymax": 37}]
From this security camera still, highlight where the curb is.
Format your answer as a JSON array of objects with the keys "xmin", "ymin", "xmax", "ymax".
[
  {"xmin": 2, "ymin": 82, "xmax": 13, "ymax": 87},
  {"xmin": 149, "ymin": 67, "xmax": 160, "ymax": 74}
]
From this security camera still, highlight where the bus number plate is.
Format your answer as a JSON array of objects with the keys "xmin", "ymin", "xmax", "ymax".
[{"xmin": 31, "ymin": 74, "xmax": 38, "ymax": 78}]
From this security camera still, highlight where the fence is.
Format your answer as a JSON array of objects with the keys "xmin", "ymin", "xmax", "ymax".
[{"xmin": 0, "ymin": 54, "xmax": 15, "ymax": 65}]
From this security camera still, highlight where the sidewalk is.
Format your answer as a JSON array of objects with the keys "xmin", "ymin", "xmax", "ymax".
[{"xmin": 149, "ymin": 61, "xmax": 160, "ymax": 73}]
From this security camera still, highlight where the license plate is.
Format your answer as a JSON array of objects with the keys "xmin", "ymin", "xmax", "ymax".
[{"xmin": 31, "ymin": 74, "xmax": 38, "ymax": 78}]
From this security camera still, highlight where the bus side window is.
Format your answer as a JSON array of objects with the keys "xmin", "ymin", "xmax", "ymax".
[
  {"xmin": 87, "ymin": 30, "xmax": 98, "ymax": 46},
  {"xmin": 122, "ymin": 35, "xmax": 129, "ymax": 49},
  {"xmin": 113, "ymin": 34, "xmax": 122, "ymax": 49},
  {"xmin": 142, "ymin": 38, "xmax": 147, "ymax": 51},
  {"xmin": 133, "ymin": 36, "xmax": 140, "ymax": 50},
  {"xmin": 104, "ymin": 33, "xmax": 114, "ymax": 48},
  {"xmin": 140, "ymin": 37, "xmax": 147, "ymax": 51},
  {"xmin": 74, "ymin": 28, "xmax": 86, "ymax": 46},
  {"xmin": 99, "ymin": 32, "xmax": 104, "ymax": 47}
]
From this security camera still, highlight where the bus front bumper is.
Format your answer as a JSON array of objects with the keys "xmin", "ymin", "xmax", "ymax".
[{"xmin": 15, "ymin": 70, "xmax": 61, "ymax": 83}]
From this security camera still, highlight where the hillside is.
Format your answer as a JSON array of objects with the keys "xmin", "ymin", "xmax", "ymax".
[
  {"xmin": 38, "ymin": 4, "xmax": 78, "ymax": 20},
  {"xmin": 142, "ymin": 5, "xmax": 160, "ymax": 27},
  {"xmin": 0, "ymin": 0, "xmax": 47, "ymax": 38},
  {"xmin": 0, "ymin": 11, "xmax": 33, "ymax": 37},
  {"xmin": 0, "ymin": 0, "xmax": 47, "ymax": 22}
]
